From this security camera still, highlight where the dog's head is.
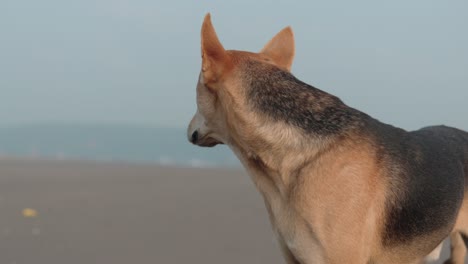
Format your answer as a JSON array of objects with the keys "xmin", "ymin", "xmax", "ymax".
[{"xmin": 187, "ymin": 14, "xmax": 295, "ymax": 148}]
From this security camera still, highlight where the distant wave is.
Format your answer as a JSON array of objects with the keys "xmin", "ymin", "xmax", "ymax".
[
  {"xmin": 157, "ymin": 156, "xmax": 176, "ymax": 166},
  {"xmin": 156, "ymin": 156, "xmax": 240, "ymax": 168},
  {"xmin": 187, "ymin": 158, "xmax": 212, "ymax": 168}
]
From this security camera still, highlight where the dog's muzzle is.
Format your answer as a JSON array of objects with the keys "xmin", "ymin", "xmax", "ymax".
[
  {"xmin": 187, "ymin": 129, "xmax": 222, "ymax": 147},
  {"xmin": 190, "ymin": 130, "xmax": 199, "ymax": 144}
]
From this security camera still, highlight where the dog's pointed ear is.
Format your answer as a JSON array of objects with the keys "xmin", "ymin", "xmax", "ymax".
[
  {"xmin": 201, "ymin": 13, "xmax": 227, "ymax": 85},
  {"xmin": 260, "ymin": 26, "xmax": 295, "ymax": 71}
]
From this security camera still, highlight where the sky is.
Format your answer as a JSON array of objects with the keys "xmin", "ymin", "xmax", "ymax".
[{"xmin": 0, "ymin": 0, "xmax": 467, "ymax": 131}]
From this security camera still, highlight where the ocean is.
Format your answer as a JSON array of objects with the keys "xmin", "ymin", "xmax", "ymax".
[{"xmin": 0, "ymin": 124, "xmax": 240, "ymax": 168}]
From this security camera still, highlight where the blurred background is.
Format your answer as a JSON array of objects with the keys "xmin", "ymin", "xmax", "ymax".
[{"xmin": 0, "ymin": 0, "xmax": 466, "ymax": 263}]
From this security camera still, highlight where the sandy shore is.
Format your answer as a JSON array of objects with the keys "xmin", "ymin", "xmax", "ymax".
[{"xmin": 0, "ymin": 159, "xmax": 460, "ymax": 263}]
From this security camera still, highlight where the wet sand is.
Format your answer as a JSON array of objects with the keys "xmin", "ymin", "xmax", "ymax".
[{"xmin": 0, "ymin": 159, "xmax": 460, "ymax": 263}]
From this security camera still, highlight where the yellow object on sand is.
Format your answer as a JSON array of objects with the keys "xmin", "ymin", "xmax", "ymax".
[{"xmin": 22, "ymin": 208, "xmax": 38, "ymax": 218}]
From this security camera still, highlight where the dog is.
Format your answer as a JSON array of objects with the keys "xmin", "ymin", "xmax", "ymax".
[{"xmin": 187, "ymin": 14, "xmax": 468, "ymax": 264}]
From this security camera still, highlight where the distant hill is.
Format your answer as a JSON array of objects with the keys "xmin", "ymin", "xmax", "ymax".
[{"xmin": 0, "ymin": 124, "xmax": 239, "ymax": 167}]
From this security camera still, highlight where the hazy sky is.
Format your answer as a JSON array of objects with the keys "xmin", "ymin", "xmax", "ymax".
[{"xmin": 0, "ymin": 0, "xmax": 467, "ymax": 130}]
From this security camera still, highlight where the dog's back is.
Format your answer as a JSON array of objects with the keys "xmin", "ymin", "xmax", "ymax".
[{"xmin": 415, "ymin": 126, "xmax": 468, "ymax": 180}]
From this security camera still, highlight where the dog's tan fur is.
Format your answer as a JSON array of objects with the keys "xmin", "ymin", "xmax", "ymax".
[{"xmin": 188, "ymin": 14, "xmax": 468, "ymax": 264}]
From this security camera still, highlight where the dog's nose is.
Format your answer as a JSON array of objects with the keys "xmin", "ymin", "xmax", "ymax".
[{"xmin": 191, "ymin": 130, "xmax": 199, "ymax": 144}]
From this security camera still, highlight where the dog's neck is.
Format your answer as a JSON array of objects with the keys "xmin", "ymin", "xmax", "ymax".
[
  {"xmin": 225, "ymin": 61, "xmax": 368, "ymax": 199},
  {"xmin": 242, "ymin": 60, "xmax": 366, "ymax": 136},
  {"xmin": 227, "ymin": 121, "xmax": 344, "ymax": 200}
]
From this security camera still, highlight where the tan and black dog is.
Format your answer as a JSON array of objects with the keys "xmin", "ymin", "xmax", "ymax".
[{"xmin": 187, "ymin": 14, "xmax": 468, "ymax": 264}]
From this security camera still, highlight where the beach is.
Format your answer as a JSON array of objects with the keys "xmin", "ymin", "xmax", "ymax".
[{"xmin": 0, "ymin": 159, "xmax": 458, "ymax": 263}]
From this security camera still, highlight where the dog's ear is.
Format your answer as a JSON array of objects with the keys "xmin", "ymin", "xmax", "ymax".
[
  {"xmin": 260, "ymin": 26, "xmax": 295, "ymax": 71},
  {"xmin": 201, "ymin": 13, "xmax": 227, "ymax": 85}
]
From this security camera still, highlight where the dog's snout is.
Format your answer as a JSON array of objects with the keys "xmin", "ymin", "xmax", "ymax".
[{"xmin": 191, "ymin": 130, "xmax": 199, "ymax": 144}]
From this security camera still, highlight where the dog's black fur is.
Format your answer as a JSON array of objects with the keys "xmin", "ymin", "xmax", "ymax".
[
  {"xmin": 245, "ymin": 60, "xmax": 367, "ymax": 135},
  {"xmin": 373, "ymin": 124, "xmax": 467, "ymax": 246}
]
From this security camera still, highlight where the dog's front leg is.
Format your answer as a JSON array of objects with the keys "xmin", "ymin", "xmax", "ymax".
[{"xmin": 277, "ymin": 237, "xmax": 301, "ymax": 264}]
